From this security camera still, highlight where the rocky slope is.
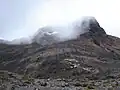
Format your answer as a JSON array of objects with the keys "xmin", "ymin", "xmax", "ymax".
[{"xmin": 1, "ymin": 17, "xmax": 120, "ymax": 90}]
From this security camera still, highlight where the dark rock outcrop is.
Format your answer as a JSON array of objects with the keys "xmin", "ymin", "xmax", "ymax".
[
  {"xmin": 76, "ymin": 17, "xmax": 107, "ymax": 47},
  {"xmin": 80, "ymin": 17, "xmax": 106, "ymax": 37}
]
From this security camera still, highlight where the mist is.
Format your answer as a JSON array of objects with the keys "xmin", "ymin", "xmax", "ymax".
[{"xmin": 0, "ymin": 0, "xmax": 120, "ymax": 41}]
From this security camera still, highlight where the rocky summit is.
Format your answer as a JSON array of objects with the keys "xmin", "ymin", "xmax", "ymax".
[{"xmin": 1, "ymin": 17, "xmax": 120, "ymax": 90}]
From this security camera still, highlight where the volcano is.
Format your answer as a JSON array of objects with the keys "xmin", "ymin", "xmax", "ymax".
[{"xmin": 0, "ymin": 17, "xmax": 120, "ymax": 89}]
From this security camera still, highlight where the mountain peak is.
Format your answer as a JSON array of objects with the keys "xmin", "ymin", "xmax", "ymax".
[
  {"xmin": 32, "ymin": 26, "xmax": 60, "ymax": 45},
  {"xmin": 78, "ymin": 17, "xmax": 106, "ymax": 38},
  {"xmin": 84, "ymin": 17, "xmax": 106, "ymax": 34},
  {"xmin": 73, "ymin": 16, "xmax": 106, "ymax": 39}
]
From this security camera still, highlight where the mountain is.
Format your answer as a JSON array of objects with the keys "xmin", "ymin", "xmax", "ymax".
[
  {"xmin": 0, "ymin": 27, "xmax": 60, "ymax": 45},
  {"xmin": 1, "ymin": 17, "xmax": 120, "ymax": 89},
  {"xmin": 32, "ymin": 26, "xmax": 60, "ymax": 45}
]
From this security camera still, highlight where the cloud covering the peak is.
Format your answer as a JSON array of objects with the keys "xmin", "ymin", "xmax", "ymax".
[{"xmin": 0, "ymin": 0, "xmax": 120, "ymax": 40}]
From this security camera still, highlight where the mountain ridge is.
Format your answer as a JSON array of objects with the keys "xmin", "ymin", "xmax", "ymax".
[
  {"xmin": 0, "ymin": 17, "xmax": 120, "ymax": 78},
  {"xmin": 1, "ymin": 17, "xmax": 120, "ymax": 89}
]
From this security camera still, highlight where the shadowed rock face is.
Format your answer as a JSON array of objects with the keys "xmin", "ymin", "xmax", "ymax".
[
  {"xmin": 73, "ymin": 17, "xmax": 106, "ymax": 41},
  {"xmin": 80, "ymin": 17, "xmax": 106, "ymax": 37},
  {"xmin": 0, "ymin": 17, "xmax": 120, "ymax": 81},
  {"xmin": 89, "ymin": 18, "xmax": 106, "ymax": 35},
  {"xmin": 78, "ymin": 17, "xmax": 107, "ymax": 47}
]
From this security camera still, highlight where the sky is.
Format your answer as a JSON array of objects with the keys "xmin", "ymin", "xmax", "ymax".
[{"xmin": 0, "ymin": 0, "xmax": 120, "ymax": 40}]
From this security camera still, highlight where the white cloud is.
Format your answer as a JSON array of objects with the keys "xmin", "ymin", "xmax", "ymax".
[
  {"xmin": 1, "ymin": 0, "xmax": 120, "ymax": 40},
  {"xmin": 32, "ymin": 0, "xmax": 120, "ymax": 36}
]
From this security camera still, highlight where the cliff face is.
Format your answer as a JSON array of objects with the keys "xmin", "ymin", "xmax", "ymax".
[{"xmin": 0, "ymin": 17, "xmax": 120, "ymax": 81}]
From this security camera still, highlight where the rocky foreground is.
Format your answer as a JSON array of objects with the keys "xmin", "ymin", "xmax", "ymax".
[
  {"xmin": 0, "ymin": 71, "xmax": 120, "ymax": 90},
  {"xmin": 1, "ymin": 17, "xmax": 120, "ymax": 90}
]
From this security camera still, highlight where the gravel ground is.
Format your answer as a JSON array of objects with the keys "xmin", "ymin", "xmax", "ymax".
[{"xmin": 1, "ymin": 77, "xmax": 120, "ymax": 90}]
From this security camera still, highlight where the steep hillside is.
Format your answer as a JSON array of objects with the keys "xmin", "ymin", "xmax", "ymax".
[
  {"xmin": 0, "ymin": 18, "xmax": 120, "ymax": 79},
  {"xmin": 1, "ymin": 17, "xmax": 120, "ymax": 89}
]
